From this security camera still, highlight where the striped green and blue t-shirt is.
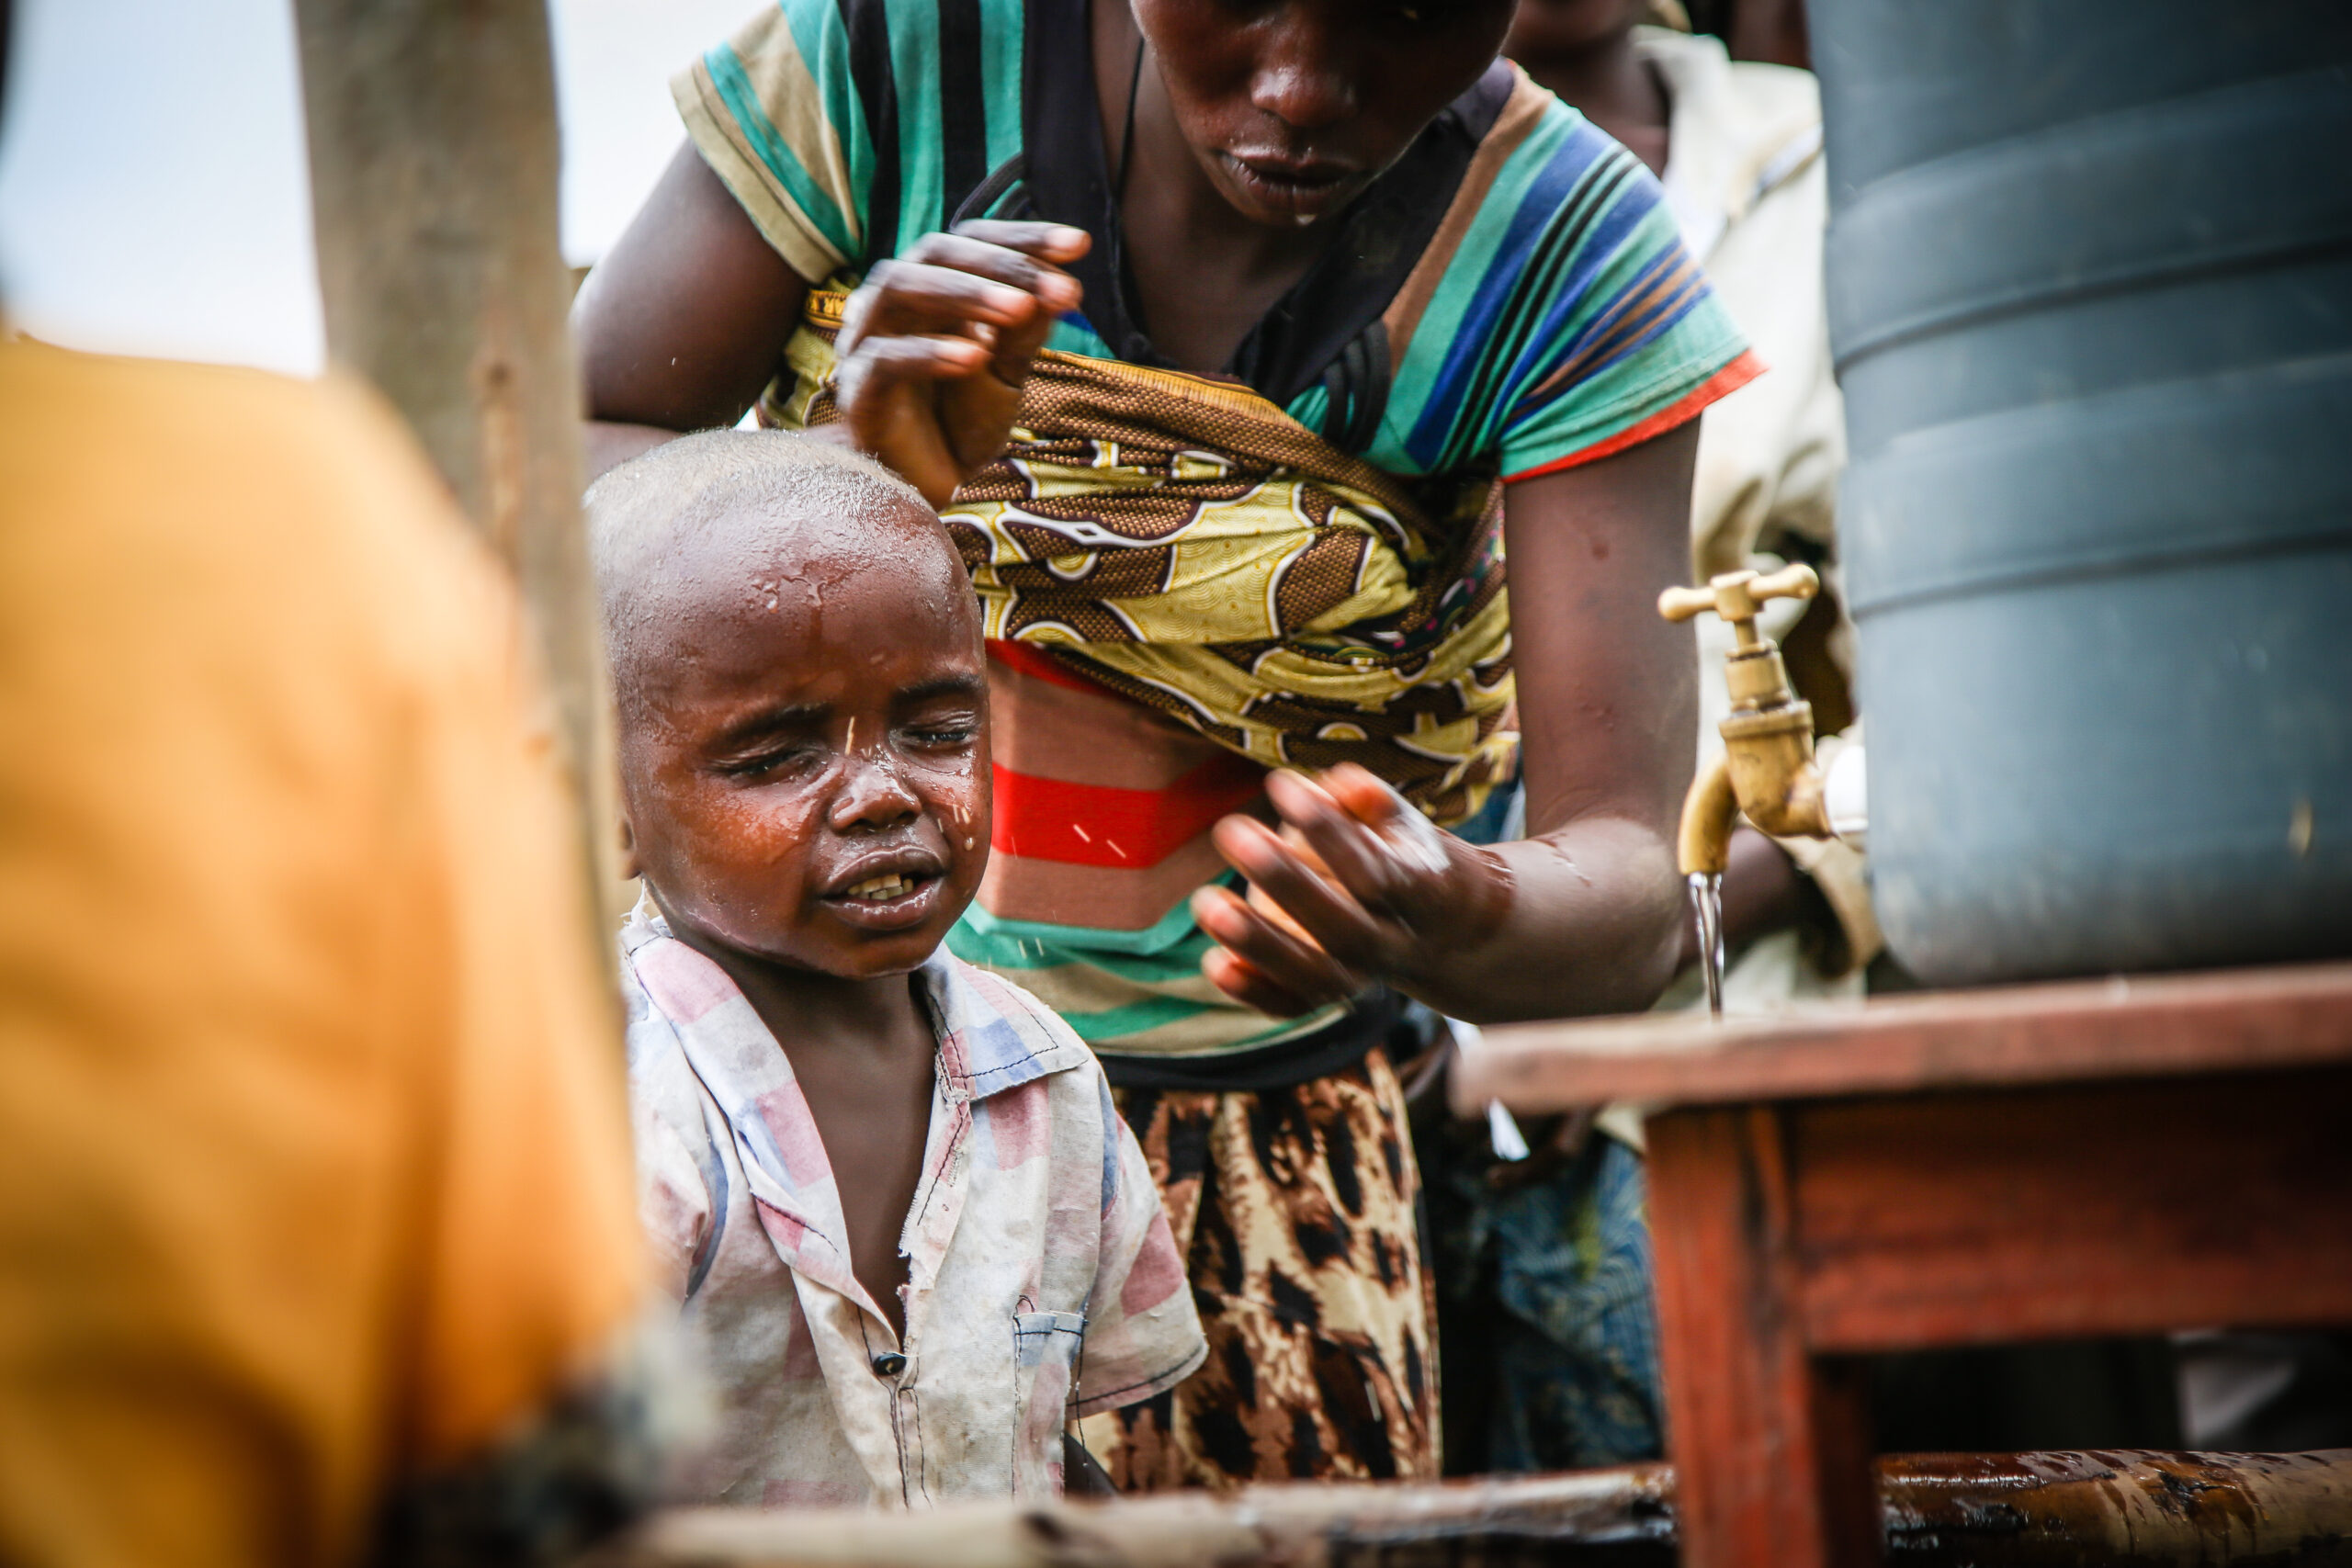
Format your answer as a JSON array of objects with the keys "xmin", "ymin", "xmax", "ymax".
[{"xmin": 673, "ymin": 0, "xmax": 1758, "ymax": 485}]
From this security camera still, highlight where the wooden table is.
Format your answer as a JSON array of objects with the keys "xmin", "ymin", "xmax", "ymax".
[{"xmin": 1452, "ymin": 962, "xmax": 2352, "ymax": 1568}]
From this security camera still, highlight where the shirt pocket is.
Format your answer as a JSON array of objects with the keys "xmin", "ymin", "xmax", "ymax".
[{"xmin": 1012, "ymin": 1309, "xmax": 1088, "ymax": 1497}]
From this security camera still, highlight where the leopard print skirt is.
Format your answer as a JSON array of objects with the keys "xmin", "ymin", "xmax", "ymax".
[{"xmin": 1079, "ymin": 1048, "xmax": 1440, "ymax": 1487}]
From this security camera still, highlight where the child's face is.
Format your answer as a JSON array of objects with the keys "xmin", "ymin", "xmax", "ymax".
[{"xmin": 619, "ymin": 504, "xmax": 989, "ymax": 982}]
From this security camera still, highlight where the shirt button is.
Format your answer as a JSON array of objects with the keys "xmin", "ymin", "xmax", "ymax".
[{"xmin": 871, "ymin": 1351, "xmax": 908, "ymax": 1378}]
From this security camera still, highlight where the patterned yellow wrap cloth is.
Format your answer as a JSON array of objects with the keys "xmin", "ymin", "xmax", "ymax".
[{"xmin": 764, "ymin": 288, "xmax": 1519, "ymax": 827}]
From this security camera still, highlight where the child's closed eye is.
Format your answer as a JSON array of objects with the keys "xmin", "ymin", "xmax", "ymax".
[{"xmin": 713, "ymin": 742, "xmax": 825, "ymax": 781}]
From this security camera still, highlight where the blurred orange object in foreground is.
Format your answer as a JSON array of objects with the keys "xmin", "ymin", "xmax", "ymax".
[{"xmin": 0, "ymin": 342, "xmax": 641, "ymax": 1568}]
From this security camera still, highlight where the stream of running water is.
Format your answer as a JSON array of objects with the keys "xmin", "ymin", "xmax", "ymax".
[{"xmin": 1688, "ymin": 872, "xmax": 1725, "ymax": 1020}]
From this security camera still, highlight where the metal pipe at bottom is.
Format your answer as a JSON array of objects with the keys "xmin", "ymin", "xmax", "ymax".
[{"xmin": 593, "ymin": 1450, "xmax": 2352, "ymax": 1567}]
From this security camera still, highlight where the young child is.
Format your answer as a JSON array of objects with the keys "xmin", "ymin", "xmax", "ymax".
[{"xmin": 589, "ymin": 430, "xmax": 1204, "ymax": 1508}]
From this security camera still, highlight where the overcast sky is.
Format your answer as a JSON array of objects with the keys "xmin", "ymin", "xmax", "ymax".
[{"xmin": 0, "ymin": 0, "xmax": 750, "ymax": 376}]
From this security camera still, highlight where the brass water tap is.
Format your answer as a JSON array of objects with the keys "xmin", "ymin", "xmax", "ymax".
[{"xmin": 1658, "ymin": 565, "xmax": 1834, "ymax": 876}]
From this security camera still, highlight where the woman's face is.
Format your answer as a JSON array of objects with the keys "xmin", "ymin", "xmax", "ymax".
[{"xmin": 1134, "ymin": 0, "xmax": 1518, "ymax": 227}]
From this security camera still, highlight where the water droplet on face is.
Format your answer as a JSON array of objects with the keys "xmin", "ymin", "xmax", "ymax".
[{"xmin": 964, "ymin": 837, "xmax": 975, "ymax": 850}]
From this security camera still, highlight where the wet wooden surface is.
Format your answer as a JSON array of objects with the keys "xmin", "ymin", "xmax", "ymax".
[
  {"xmin": 1457, "ymin": 964, "xmax": 2352, "ymax": 1568},
  {"xmin": 589, "ymin": 1450, "xmax": 2352, "ymax": 1567},
  {"xmin": 1647, "ymin": 1073, "xmax": 2352, "ymax": 1568},
  {"xmin": 1450, "ymin": 961, "xmax": 2352, "ymax": 1115}
]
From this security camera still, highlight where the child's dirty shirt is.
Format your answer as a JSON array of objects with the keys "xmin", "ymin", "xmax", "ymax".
[{"xmin": 621, "ymin": 898, "xmax": 1206, "ymax": 1506}]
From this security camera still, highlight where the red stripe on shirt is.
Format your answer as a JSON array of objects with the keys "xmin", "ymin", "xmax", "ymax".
[
  {"xmin": 1501, "ymin": 350, "xmax": 1769, "ymax": 484},
  {"xmin": 990, "ymin": 753, "xmax": 1266, "ymax": 868},
  {"xmin": 988, "ymin": 638, "xmax": 1112, "ymax": 694}
]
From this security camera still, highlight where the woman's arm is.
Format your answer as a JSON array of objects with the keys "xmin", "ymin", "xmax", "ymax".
[
  {"xmin": 574, "ymin": 143, "xmax": 1088, "ymax": 492},
  {"xmin": 575, "ymin": 145, "xmax": 813, "ymax": 479},
  {"xmin": 1479, "ymin": 422, "xmax": 1702, "ymax": 1015},
  {"xmin": 1193, "ymin": 421, "xmax": 1702, "ymax": 1023}
]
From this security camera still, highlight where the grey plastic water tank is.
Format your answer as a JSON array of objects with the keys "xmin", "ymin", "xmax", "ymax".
[{"xmin": 1812, "ymin": 1, "xmax": 2352, "ymax": 985}]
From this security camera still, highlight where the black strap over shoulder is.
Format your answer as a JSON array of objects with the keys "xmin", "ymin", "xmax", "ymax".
[
  {"xmin": 950, "ymin": 152, "xmax": 1035, "ymax": 227},
  {"xmin": 1318, "ymin": 320, "xmax": 1394, "ymax": 457}
]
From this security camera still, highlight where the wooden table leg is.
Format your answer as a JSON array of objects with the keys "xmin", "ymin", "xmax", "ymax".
[{"xmin": 1648, "ymin": 1105, "xmax": 1881, "ymax": 1568}]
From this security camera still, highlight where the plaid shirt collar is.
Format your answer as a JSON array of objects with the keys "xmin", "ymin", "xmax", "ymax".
[{"xmin": 619, "ymin": 894, "xmax": 1088, "ymax": 1316}]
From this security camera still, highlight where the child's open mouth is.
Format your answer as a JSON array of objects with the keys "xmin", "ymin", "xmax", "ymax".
[
  {"xmin": 822, "ymin": 864, "xmax": 944, "ymax": 931},
  {"xmin": 842, "ymin": 872, "xmax": 919, "ymax": 902}
]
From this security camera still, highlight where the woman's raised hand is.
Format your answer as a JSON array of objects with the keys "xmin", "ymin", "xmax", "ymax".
[
  {"xmin": 831, "ymin": 220, "xmax": 1090, "ymax": 507},
  {"xmin": 1192, "ymin": 765, "xmax": 1518, "ymax": 1018}
]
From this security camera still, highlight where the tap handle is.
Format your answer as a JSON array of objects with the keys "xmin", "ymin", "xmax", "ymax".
[
  {"xmin": 1657, "ymin": 584, "xmax": 1724, "ymax": 624},
  {"xmin": 1747, "ymin": 562, "xmax": 1822, "ymax": 607},
  {"xmin": 1657, "ymin": 564, "xmax": 1821, "ymax": 628}
]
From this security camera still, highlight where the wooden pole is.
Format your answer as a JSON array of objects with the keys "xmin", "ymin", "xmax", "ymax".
[
  {"xmin": 291, "ymin": 0, "xmax": 623, "ymax": 923},
  {"xmin": 587, "ymin": 1452, "xmax": 2352, "ymax": 1568}
]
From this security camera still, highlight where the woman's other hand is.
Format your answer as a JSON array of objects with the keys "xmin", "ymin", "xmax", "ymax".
[
  {"xmin": 1193, "ymin": 765, "xmax": 1515, "ymax": 1017},
  {"xmin": 831, "ymin": 221, "xmax": 1090, "ymax": 506}
]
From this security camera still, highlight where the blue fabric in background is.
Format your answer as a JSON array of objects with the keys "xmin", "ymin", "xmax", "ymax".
[
  {"xmin": 1419, "ymin": 777, "xmax": 1666, "ymax": 1472},
  {"xmin": 1480, "ymin": 1135, "xmax": 1663, "ymax": 1469}
]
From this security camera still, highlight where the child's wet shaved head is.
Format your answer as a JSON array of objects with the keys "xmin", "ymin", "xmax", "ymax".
[{"xmin": 586, "ymin": 429, "xmax": 961, "ymax": 714}]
